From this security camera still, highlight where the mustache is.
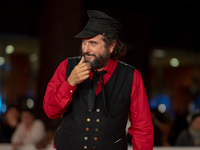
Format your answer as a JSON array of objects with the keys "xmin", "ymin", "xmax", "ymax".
[{"xmin": 82, "ymin": 53, "xmax": 96, "ymax": 57}]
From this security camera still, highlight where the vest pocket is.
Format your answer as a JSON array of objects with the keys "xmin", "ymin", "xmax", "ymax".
[{"xmin": 102, "ymin": 135, "xmax": 127, "ymax": 150}]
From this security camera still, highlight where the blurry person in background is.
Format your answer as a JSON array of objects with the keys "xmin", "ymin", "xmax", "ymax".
[
  {"xmin": 36, "ymin": 129, "xmax": 56, "ymax": 150},
  {"xmin": 0, "ymin": 105, "xmax": 20, "ymax": 143},
  {"xmin": 11, "ymin": 109, "xmax": 46, "ymax": 150},
  {"xmin": 151, "ymin": 108, "xmax": 171, "ymax": 146},
  {"xmin": 175, "ymin": 112, "xmax": 200, "ymax": 146}
]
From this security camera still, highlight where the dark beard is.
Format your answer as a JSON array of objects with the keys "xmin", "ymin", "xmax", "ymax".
[{"xmin": 81, "ymin": 48, "xmax": 110, "ymax": 70}]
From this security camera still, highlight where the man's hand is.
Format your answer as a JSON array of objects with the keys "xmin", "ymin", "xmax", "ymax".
[
  {"xmin": 67, "ymin": 56, "xmax": 91, "ymax": 86},
  {"xmin": 12, "ymin": 142, "xmax": 24, "ymax": 150}
]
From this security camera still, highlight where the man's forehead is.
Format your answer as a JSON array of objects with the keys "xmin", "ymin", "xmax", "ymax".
[{"xmin": 82, "ymin": 34, "xmax": 103, "ymax": 41}]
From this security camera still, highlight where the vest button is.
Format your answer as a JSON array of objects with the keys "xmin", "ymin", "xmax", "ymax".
[
  {"xmin": 94, "ymin": 137, "xmax": 98, "ymax": 141},
  {"xmin": 96, "ymin": 119, "xmax": 100, "ymax": 122},
  {"xmin": 86, "ymin": 128, "xmax": 89, "ymax": 131},
  {"xmin": 93, "ymin": 147, "xmax": 96, "ymax": 150},
  {"xmin": 88, "ymin": 109, "xmax": 92, "ymax": 112},
  {"xmin": 96, "ymin": 109, "xmax": 100, "ymax": 112},
  {"xmin": 95, "ymin": 128, "xmax": 98, "ymax": 132},
  {"xmin": 84, "ymin": 146, "xmax": 87, "ymax": 149},
  {"xmin": 84, "ymin": 136, "xmax": 88, "ymax": 140},
  {"xmin": 87, "ymin": 118, "xmax": 90, "ymax": 122}
]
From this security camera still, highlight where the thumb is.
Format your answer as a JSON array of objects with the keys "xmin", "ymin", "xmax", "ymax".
[{"xmin": 78, "ymin": 56, "xmax": 85, "ymax": 64}]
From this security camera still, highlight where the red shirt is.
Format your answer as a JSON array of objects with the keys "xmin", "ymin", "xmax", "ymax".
[{"xmin": 43, "ymin": 58, "xmax": 154, "ymax": 150}]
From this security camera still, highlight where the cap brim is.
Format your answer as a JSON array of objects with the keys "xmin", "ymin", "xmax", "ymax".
[{"xmin": 75, "ymin": 30, "xmax": 99, "ymax": 39}]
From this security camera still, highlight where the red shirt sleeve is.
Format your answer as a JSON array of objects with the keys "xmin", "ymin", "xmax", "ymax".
[
  {"xmin": 43, "ymin": 59, "xmax": 77, "ymax": 119},
  {"xmin": 128, "ymin": 69, "xmax": 154, "ymax": 150}
]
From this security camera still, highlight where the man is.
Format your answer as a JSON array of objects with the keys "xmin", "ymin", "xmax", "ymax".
[{"xmin": 43, "ymin": 10, "xmax": 154, "ymax": 150}]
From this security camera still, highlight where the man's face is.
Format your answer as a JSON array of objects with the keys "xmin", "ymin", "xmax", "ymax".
[
  {"xmin": 21, "ymin": 111, "xmax": 34, "ymax": 127},
  {"xmin": 192, "ymin": 116, "xmax": 200, "ymax": 131},
  {"xmin": 81, "ymin": 34, "xmax": 111, "ymax": 70}
]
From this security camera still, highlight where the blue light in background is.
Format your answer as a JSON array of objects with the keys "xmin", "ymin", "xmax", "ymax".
[
  {"xmin": 149, "ymin": 94, "xmax": 170, "ymax": 112},
  {"xmin": 194, "ymin": 96, "xmax": 200, "ymax": 110},
  {"xmin": 1, "ymin": 103, "xmax": 7, "ymax": 113},
  {"xmin": 0, "ymin": 95, "xmax": 2, "ymax": 115}
]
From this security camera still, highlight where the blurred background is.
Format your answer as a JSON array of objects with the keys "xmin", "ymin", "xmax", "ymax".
[{"xmin": 0, "ymin": 0, "xmax": 200, "ymax": 148}]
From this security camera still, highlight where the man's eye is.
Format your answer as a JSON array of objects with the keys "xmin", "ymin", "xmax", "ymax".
[{"xmin": 91, "ymin": 41, "xmax": 97, "ymax": 45}]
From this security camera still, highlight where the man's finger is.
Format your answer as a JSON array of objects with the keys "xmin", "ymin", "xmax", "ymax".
[
  {"xmin": 78, "ymin": 56, "xmax": 85, "ymax": 64},
  {"xmin": 78, "ymin": 63, "xmax": 91, "ymax": 71}
]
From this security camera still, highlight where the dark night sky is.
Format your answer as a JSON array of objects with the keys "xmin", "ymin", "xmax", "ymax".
[
  {"xmin": 0, "ymin": 0, "xmax": 199, "ymax": 51},
  {"xmin": 0, "ymin": 0, "xmax": 40, "ymax": 35},
  {"xmin": 83, "ymin": 0, "xmax": 200, "ymax": 51}
]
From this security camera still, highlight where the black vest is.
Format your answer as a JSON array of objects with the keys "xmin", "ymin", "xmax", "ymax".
[{"xmin": 54, "ymin": 57, "xmax": 135, "ymax": 150}]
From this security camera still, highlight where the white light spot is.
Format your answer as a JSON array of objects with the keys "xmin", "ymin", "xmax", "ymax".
[
  {"xmin": 158, "ymin": 104, "xmax": 166, "ymax": 113},
  {"xmin": 170, "ymin": 58, "xmax": 179, "ymax": 67},
  {"xmin": 26, "ymin": 98, "xmax": 34, "ymax": 109},
  {"xmin": 30, "ymin": 53, "xmax": 38, "ymax": 62},
  {"xmin": 5, "ymin": 45, "xmax": 14, "ymax": 54},
  {"xmin": 0, "ymin": 57, "xmax": 5, "ymax": 66}
]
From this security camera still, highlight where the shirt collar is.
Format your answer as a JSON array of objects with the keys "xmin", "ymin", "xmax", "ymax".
[{"xmin": 103, "ymin": 58, "xmax": 117, "ymax": 75}]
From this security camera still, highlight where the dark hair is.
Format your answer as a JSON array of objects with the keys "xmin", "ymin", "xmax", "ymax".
[
  {"xmin": 101, "ymin": 35, "xmax": 127, "ymax": 59},
  {"xmin": 6, "ymin": 104, "xmax": 20, "ymax": 113},
  {"xmin": 21, "ymin": 108, "xmax": 36, "ymax": 117}
]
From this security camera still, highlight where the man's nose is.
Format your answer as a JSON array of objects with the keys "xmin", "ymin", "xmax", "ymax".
[{"xmin": 82, "ymin": 42, "xmax": 90, "ymax": 53}]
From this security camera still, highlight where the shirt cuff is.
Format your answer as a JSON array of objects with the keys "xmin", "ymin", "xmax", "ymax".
[{"xmin": 59, "ymin": 80, "xmax": 77, "ymax": 98}]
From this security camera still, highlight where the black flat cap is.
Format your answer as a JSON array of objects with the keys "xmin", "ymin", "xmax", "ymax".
[{"xmin": 75, "ymin": 10, "xmax": 123, "ymax": 39}]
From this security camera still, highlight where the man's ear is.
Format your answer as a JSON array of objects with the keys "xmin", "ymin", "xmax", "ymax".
[{"xmin": 109, "ymin": 40, "xmax": 116, "ymax": 53}]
